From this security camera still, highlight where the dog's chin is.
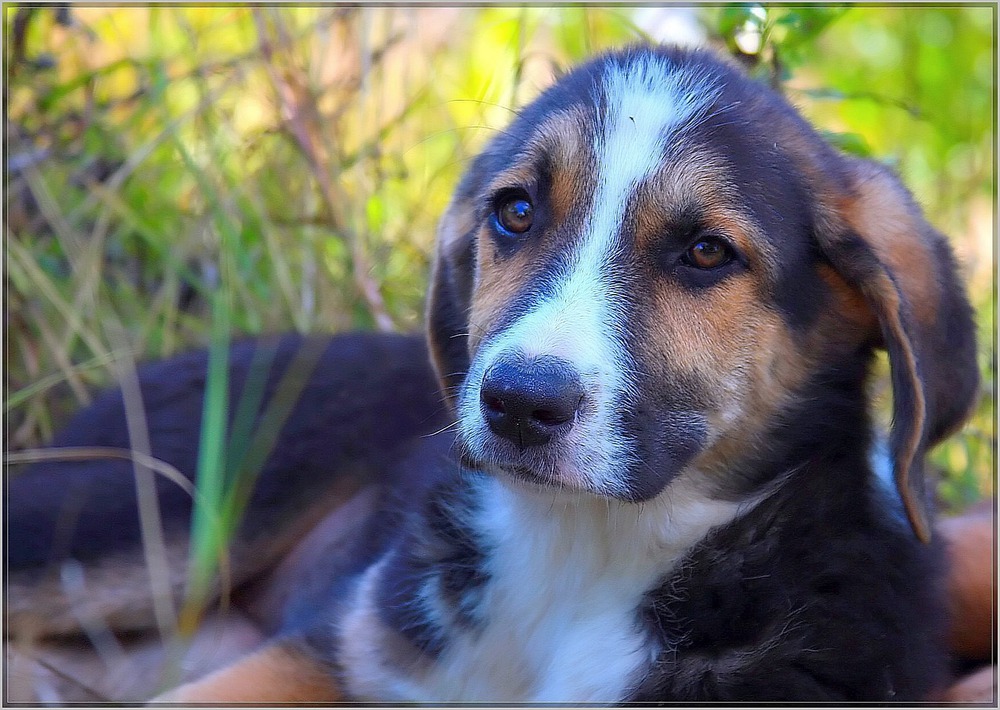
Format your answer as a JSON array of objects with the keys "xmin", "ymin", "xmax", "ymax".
[
  {"xmin": 457, "ymin": 442, "xmax": 569, "ymax": 489},
  {"xmin": 456, "ymin": 435, "xmax": 683, "ymax": 503},
  {"xmin": 459, "ymin": 453, "xmax": 562, "ymax": 490}
]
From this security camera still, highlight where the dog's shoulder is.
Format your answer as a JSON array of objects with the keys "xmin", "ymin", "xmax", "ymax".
[{"xmin": 635, "ymin": 453, "xmax": 948, "ymax": 701}]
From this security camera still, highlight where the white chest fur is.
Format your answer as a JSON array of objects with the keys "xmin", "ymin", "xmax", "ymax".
[{"xmin": 341, "ymin": 475, "xmax": 753, "ymax": 703}]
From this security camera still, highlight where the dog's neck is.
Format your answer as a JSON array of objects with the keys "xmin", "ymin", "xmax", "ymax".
[
  {"xmin": 478, "ymin": 473, "xmax": 753, "ymax": 569},
  {"xmin": 344, "ymin": 470, "xmax": 761, "ymax": 703}
]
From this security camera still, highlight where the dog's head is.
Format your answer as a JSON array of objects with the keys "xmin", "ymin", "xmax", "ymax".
[{"xmin": 426, "ymin": 46, "xmax": 978, "ymax": 542}]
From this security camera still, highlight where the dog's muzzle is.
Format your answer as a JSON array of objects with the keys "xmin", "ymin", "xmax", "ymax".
[{"xmin": 479, "ymin": 355, "xmax": 584, "ymax": 449}]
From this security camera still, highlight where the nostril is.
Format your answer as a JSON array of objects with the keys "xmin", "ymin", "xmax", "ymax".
[
  {"xmin": 531, "ymin": 407, "xmax": 572, "ymax": 426},
  {"xmin": 478, "ymin": 355, "xmax": 584, "ymax": 448},
  {"xmin": 483, "ymin": 395, "xmax": 507, "ymax": 415}
]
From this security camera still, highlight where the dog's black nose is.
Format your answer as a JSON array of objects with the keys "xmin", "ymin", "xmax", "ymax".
[{"xmin": 480, "ymin": 357, "xmax": 583, "ymax": 448}]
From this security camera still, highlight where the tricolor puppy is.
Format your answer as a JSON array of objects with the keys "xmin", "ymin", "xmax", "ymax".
[
  {"xmin": 10, "ymin": 45, "xmax": 980, "ymax": 703},
  {"xmin": 352, "ymin": 44, "xmax": 981, "ymax": 702}
]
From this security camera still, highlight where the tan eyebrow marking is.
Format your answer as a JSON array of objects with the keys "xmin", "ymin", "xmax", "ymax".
[
  {"xmin": 633, "ymin": 149, "xmax": 780, "ymax": 280},
  {"xmin": 483, "ymin": 108, "xmax": 590, "ymax": 224}
]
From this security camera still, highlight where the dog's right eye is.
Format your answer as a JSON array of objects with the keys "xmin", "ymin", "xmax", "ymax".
[
  {"xmin": 682, "ymin": 237, "xmax": 734, "ymax": 270},
  {"xmin": 493, "ymin": 194, "xmax": 534, "ymax": 236}
]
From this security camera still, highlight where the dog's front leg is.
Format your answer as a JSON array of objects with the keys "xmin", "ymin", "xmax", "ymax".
[{"xmin": 151, "ymin": 638, "xmax": 342, "ymax": 704}]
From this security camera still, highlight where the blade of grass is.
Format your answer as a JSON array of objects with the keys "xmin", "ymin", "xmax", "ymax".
[
  {"xmin": 28, "ymin": 303, "xmax": 94, "ymax": 407},
  {"xmin": 256, "ymin": 203, "xmax": 308, "ymax": 332},
  {"xmin": 220, "ymin": 337, "xmax": 328, "ymax": 539},
  {"xmin": 6, "ymin": 236, "xmax": 109, "ymax": 361},
  {"xmin": 22, "ymin": 166, "xmax": 83, "ymax": 258},
  {"xmin": 181, "ymin": 287, "xmax": 231, "ymax": 633},
  {"xmin": 5, "ymin": 447, "xmax": 196, "ymax": 495},
  {"xmin": 4, "ymin": 348, "xmax": 125, "ymax": 413},
  {"xmin": 220, "ymin": 339, "xmax": 280, "ymax": 486},
  {"xmin": 105, "ymin": 324, "xmax": 178, "ymax": 641}
]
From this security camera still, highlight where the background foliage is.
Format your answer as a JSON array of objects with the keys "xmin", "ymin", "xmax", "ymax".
[{"xmin": 6, "ymin": 5, "xmax": 995, "ymax": 514}]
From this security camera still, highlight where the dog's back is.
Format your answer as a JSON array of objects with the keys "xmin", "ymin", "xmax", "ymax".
[{"xmin": 8, "ymin": 332, "xmax": 451, "ymax": 640}]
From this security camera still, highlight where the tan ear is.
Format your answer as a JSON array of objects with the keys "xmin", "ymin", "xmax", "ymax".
[
  {"xmin": 425, "ymin": 194, "xmax": 479, "ymax": 407},
  {"xmin": 817, "ymin": 158, "xmax": 979, "ymax": 542}
]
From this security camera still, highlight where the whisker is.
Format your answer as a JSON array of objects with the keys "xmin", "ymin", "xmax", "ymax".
[{"xmin": 422, "ymin": 421, "xmax": 460, "ymax": 438}]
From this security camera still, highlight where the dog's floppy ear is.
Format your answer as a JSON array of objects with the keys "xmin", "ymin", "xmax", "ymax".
[
  {"xmin": 817, "ymin": 157, "xmax": 979, "ymax": 543},
  {"xmin": 426, "ymin": 194, "xmax": 478, "ymax": 408}
]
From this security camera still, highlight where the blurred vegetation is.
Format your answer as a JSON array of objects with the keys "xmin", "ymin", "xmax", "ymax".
[{"xmin": 6, "ymin": 5, "xmax": 994, "ymax": 512}]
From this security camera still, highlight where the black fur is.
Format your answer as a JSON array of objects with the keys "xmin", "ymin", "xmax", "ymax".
[
  {"xmin": 8, "ymin": 332, "xmax": 450, "ymax": 584},
  {"xmin": 632, "ymin": 464, "xmax": 948, "ymax": 701},
  {"xmin": 374, "ymin": 471, "xmax": 489, "ymax": 657}
]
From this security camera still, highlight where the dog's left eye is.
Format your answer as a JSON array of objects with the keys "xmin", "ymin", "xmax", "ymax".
[
  {"xmin": 682, "ymin": 237, "xmax": 734, "ymax": 270},
  {"xmin": 494, "ymin": 195, "xmax": 534, "ymax": 235}
]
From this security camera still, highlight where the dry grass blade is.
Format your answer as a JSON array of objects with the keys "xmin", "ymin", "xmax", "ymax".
[
  {"xmin": 5, "ymin": 447, "xmax": 193, "ymax": 493},
  {"xmin": 105, "ymin": 325, "xmax": 179, "ymax": 641},
  {"xmin": 6, "ymin": 236, "xmax": 110, "ymax": 362},
  {"xmin": 24, "ymin": 303, "xmax": 94, "ymax": 407}
]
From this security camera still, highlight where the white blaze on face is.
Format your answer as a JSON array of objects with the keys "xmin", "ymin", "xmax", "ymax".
[{"xmin": 460, "ymin": 55, "xmax": 719, "ymax": 492}]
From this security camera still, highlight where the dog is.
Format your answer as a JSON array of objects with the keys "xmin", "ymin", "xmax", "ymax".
[{"xmin": 7, "ymin": 44, "xmax": 985, "ymax": 703}]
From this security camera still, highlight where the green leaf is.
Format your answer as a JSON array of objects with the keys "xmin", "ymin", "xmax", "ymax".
[{"xmin": 818, "ymin": 129, "xmax": 874, "ymax": 158}]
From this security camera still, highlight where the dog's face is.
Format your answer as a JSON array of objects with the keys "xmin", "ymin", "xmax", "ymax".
[{"xmin": 427, "ymin": 46, "xmax": 978, "ymax": 539}]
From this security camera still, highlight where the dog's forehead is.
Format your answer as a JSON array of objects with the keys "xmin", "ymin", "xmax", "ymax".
[
  {"xmin": 484, "ymin": 51, "xmax": 814, "ymax": 275},
  {"xmin": 499, "ymin": 51, "xmax": 725, "ymax": 170}
]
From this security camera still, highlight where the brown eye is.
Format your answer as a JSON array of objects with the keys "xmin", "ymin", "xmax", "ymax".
[
  {"xmin": 684, "ymin": 237, "xmax": 733, "ymax": 270},
  {"xmin": 496, "ymin": 197, "xmax": 534, "ymax": 235}
]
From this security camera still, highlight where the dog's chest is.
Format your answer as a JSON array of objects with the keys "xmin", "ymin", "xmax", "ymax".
[
  {"xmin": 422, "ymin": 575, "xmax": 654, "ymax": 702},
  {"xmin": 420, "ymin": 496, "xmax": 657, "ymax": 701},
  {"xmin": 378, "ymin": 479, "xmax": 748, "ymax": 703}
]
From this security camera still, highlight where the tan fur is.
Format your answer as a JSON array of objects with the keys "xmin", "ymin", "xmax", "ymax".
[
  {"xmin": 643, "ymin": 150, "xmax": 813, "ymax": 469},
  {"xmin": 154, "ymin": 641, "xmax": 342, "ymax": 703},
  {"xmin": 640, "ymin": 151, "xmax": 776, "ymax": 274},
  {"xmin": 484, "ymin": 112, "xmax": 589, "ymax": 225},
  {"xmin": 938, "ymin": 502, "xmax": 996, "ymax": 662},
  {"xmin": 639, "ymin": 158, "xmax": 811, "ymax": 473},
  {"xmin": 544, "ymin": 113, "xmax": 589, "ymax": 224},
  {"xmin": 878, "ymin": 284, "xmax": 930, "ymax": 539},
  {"xmin": 813, "ymin": 264, "xmax": 878, "ymax": 342},
  {"xmin": 632, "ymin": 152, "xmax": 729, "ymax": 249},
  {"xmin": 648, "ymin": 275, "xmax": 810, "ymax": 474},
  {"xmin": 467, "ymin": 232, "xmax": 535, "ymax": 353},
  {"xmin": 838, "ymin": 163, "xmax": 941, "ymax": 327}
]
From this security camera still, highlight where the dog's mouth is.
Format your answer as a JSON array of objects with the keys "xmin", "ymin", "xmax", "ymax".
[
  {"xmin": 459, "ymin": 446, "xmax": 563, "ymax": 487},
  {"xmin": 455, "ymin": 433, "xmax": 646, "ymax": 501},
  {"xmin": 456, "ymin": 441, "xmax": 573, "ymax": 491},
  {"xmin": 455, "ymin": 399, "xmax": 710, "ymax": 502}
]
